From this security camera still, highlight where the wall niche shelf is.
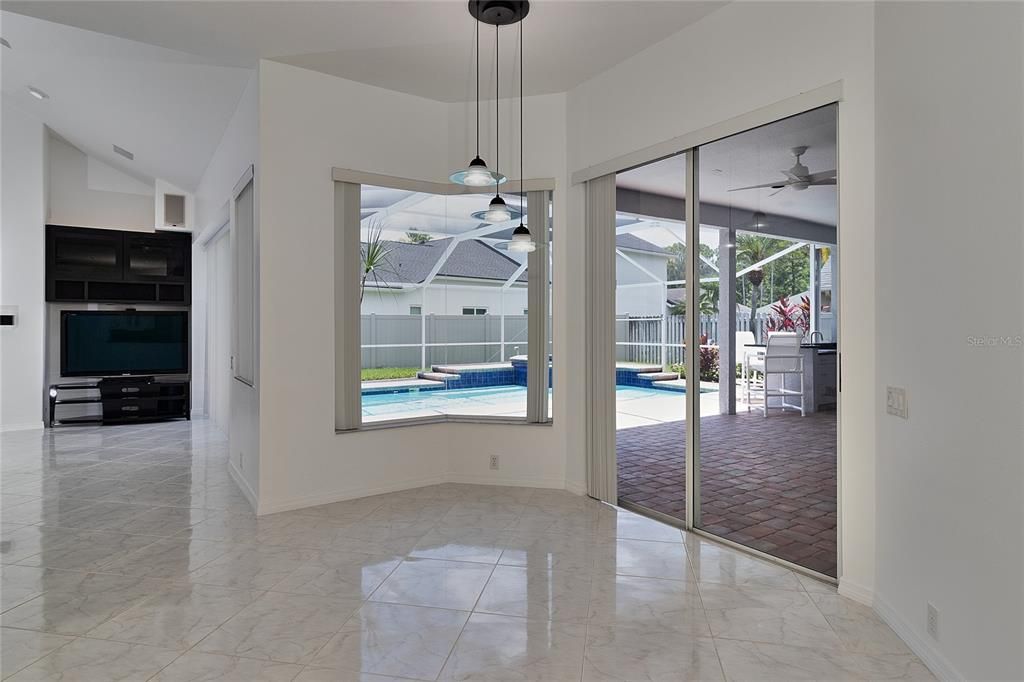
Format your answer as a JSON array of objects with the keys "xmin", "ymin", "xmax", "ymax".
[{"xmin": 46, "ymin": 225, "xmax": 191, "ymax": 304}]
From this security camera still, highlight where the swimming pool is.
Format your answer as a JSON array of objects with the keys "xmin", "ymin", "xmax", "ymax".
[{"xmin": 360, "ymin": 384, "xmax": 691, "ymax": 421}]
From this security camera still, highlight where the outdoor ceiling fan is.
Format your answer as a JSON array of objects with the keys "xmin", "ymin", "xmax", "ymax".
[{"xmin": 728, "ymin": 146, "xmax": 836, "ymax": 195}]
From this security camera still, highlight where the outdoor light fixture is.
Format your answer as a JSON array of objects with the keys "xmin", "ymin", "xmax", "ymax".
[
  {"xmin": 752, "ymin": 211, "xmax": 768, "ymax": 230},
  {"xmin": 450, "ymin": 15, "xmax": 505, "ymax": 186}
]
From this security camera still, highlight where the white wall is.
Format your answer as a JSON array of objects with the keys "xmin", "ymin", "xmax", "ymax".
[
  {"xmin": 0, "ymin": 103, "xmax": 47, "ymax": 431},
  {"xmin": 873, "ymin": 3, "xmax": 1024, "ymax": 680},
  {"xmin": 255, "ymin": 60, "xmax": 569, "ymax": 512},
  {"xmin": 47, "ymin": 134, "xmax": 154, "ymax": 231},
  {"xmin": 193, "ymin": 70, "xmax": 259, "ymax": 501},
  {"xmin": 565, "ymin": 0, "xmax": 878, "ymax": 597}
]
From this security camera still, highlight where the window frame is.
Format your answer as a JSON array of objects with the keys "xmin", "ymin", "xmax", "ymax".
[{"xmin": 333, "ymin": 168, "xmax": 554, "ymax": 432}]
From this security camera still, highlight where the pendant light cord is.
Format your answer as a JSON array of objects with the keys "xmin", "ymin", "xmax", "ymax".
[
  {"xmin": 520, "ymin": 19, "xmax": 524, "ymax": 208},
  {"xmin": 475, "ymin": 19, "xmax": 480, "ymax": 157},
  {"xmin": 495, "ymin": 23, "xmax": 500, "ymax": 200}
]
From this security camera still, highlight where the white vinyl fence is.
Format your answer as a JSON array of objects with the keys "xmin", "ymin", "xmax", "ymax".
[
  {"xmin": 361, "ymin": 314, "xmax": 529, "ymax": 369},
  {"xmin": 615, "ymin": 312, "xmax": 772, "ymax": 366}
]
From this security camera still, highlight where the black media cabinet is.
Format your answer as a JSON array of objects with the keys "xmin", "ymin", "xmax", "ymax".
[{"xmin": 49, "ymin": 376, "xmax": 190, "ymax": 427}]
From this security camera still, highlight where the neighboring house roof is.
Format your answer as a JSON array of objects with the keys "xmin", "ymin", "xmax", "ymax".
[
  {"xmin": 364, "ymin": 238, "xmax": 527, "ymax": 286},
  {"xmin": 362, "ymin": 233, "xmax": 666, "ymax": 288},
  {"xmin": 616, "ymin": 233, "xmax": 668, "ymax": 255}
]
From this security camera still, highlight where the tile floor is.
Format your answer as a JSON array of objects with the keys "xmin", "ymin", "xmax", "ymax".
[
  {"xmin": 617, "ymin": 409, "xmax": 838, "ymax": 576},
  {"xmin": 1, "ymin": 420, "xmax": 929, "ymax": 681}
]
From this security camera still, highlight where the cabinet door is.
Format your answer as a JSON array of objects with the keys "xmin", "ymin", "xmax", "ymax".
[
  {"xmin": 124, "ymin": 233, "xmax": 189, "ymax": 281},
  {"xmin": 48, "ymin": 226, "xmax": 124, "ymax": 280}
]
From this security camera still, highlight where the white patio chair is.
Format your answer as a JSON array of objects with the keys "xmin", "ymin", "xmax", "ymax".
[
  {"xmin": 736, "ymin": 331, "xmax": 758, "ymax": 389},
  {"xmin": 746, "ymin": 331, "xmax": 806, "ymax": 417}
]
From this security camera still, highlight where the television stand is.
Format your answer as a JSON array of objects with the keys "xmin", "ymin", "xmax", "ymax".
[{"xmin": 49, "ymin": 376, "xmax": 190, "ymax": 427}]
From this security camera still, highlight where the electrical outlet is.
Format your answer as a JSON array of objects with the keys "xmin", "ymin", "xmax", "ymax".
[
  {"xmin": 886, "ymin": 386, "xmax": 908, "ymax": 419},
  {"xmin": 489, "ymin": 455, "xmax": 500, "ymax": 470},
  {"xmin": 927, "ymin": 602, "xmax": 939, "ymax": 639}
]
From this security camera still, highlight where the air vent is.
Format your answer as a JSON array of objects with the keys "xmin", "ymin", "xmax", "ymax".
[{"xmin": 113, "ymin": 144, "xmax": 134, "ymax": 161}]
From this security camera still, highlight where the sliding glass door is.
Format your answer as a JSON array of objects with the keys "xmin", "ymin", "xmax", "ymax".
[
  {"xmin": 613, "ymin": 154, "xmax": 688, "ymax": 523},
  {"xmin": 691, "ymin": 105, "xmax": 839, "ymax": 576},
  {"xmin": 604, "ymin": 106, "xmax": 839, "ymax": 577}
]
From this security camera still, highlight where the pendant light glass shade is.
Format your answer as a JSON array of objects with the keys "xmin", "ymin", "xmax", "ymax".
[
  {"xmin": 450, "ymin": 156, "xmax": 506, "ymax": 186},
  {"xmin": 507, "ymin": 223, "xmax": 536, "ymax": 252},
  {"xmin": 483, "ymin": 195, "xmax": 512, "ymax": 223}
]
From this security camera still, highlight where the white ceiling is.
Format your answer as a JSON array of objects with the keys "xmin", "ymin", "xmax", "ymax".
[
  {"xmin": 0, "ymin": 10, "xmax": 253, "ymax": 190},
  {"xmin": 617, "ymin": 105, "xmax": 837, "ymax": 225},
  {"xmin": 2, "ymin": 1, "xmax": 726, "ymax": 102}
]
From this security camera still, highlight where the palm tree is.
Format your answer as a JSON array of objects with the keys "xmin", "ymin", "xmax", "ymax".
[
  {"xmin": 736, "ymin": 235, "xmax": 772, "ymax": 315},
  {"xmin": 361, "ymin": 219, "xmax": 396, "ymax": 304},
  {"xmin": 668, "ymin": 287, "xmax": 717, "ymax": 317}
]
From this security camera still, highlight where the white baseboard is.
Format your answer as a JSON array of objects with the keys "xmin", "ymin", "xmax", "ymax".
[
  {"xmin": 227, "ymin": 459, "xmax": 258, "ymax": 513},
  {"xmin": 0, "ymin": 421, "xmax": 44, "ymax": 433},
  {"xmin": 446, "ymin": 472, "xmax": 567, "ymax": 490},
  {"xmin": 873, "ymin": 594, "xmax": 961, "ymax": 682},
  {"xmin": 837, "ymin": 577, "xmax": 874, "ymax": 606},
  {"xmin": 257, "ymin": 474, "xmax": 447, "ymax": 516}
]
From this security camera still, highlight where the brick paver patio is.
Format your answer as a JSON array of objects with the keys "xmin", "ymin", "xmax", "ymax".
[{"xmin": 617, "ymin": 410, "xmax": 838, "ymax": 577}]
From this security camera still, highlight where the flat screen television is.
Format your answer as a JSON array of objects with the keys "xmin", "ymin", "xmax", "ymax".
[{"xmin": 61, "ymin": 310, "xmax": 189, "ymax": 377}]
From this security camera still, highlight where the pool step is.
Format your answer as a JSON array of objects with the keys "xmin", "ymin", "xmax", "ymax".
[
  {"xmin": 637, "ymin": 372, "xmax": 680, "ymax": 382},
  {"xmin": 418, "ymin": 371, "xmax": 461, "ymax": 382}
]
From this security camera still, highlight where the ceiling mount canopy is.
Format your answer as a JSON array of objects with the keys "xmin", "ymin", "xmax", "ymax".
[{"xmin": 468, "ymin": 0, "xmax": 531, "ymax": 26}]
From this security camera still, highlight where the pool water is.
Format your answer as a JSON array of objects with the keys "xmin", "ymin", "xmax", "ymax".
[{"xmin": 360, "ymin": 384, "xmax": 687, "ymax": 420}]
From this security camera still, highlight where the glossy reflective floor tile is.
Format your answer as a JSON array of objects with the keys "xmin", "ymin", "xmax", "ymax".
[
  {"xmin": 368, "ymin": 558, "xmax": 493, "ymax": 610},
  {"xmin": 438, "ymin": 613, "xmax": 586, "ymax": 681},
  {"xmin": 311, "ymin": 602, "xmax": 468, "ymax": 679},
  {"xmin": 583, "ymin": 624, "xmax": 724, "ymax": 681},
  {"xmin": 0, "ymin": 420, "xmax": 931, "ymax": 681}
]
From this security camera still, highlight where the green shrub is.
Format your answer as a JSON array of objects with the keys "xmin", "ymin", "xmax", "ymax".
[
  {"xmin": 361, "ymin": 367, "xmax": 420, "ymax": 381},
  {"xmin": 668, "ymin": 346, "xmax": 720, "ymax": 382}
]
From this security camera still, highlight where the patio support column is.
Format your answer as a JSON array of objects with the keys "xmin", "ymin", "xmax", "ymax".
[
  {"xmin": 584, "ymin": 175, "xmax": 617, "ymax": 503},
  {"xmin": 500, "ymin": 285, "xmax": 506, "ymax": 362},
  {"xmin": 334, "ymin": 180, "xmax": 362, "ymax": 431},
  {"xmin": 420, "ymin": 287, "xmax": 427, "ymax": 370},
  {"xmin": 719, "ymin": 226, "xmax": 737, "ymax": 414},
  {"xmin": 661, "ymin": 281, "xmax": 668, "ymax": 369},
  {"xmin": 526, "ymin": 190, "xmax": 549, "ymax": 423},
  {"xmin": 809, "ymin": 244, "xmax": 819, "ymax": 336}
]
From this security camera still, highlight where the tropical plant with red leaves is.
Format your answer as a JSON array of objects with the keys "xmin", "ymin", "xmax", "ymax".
[{"xmin": 764, "ymin": 295, "xmax": 811, "ymax": 336}]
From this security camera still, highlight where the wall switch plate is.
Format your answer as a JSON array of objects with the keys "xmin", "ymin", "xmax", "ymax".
[
  {"xmin": 489, "ymin": 455, "xmax": 499, "ymax": 470},
  {"xmin": 886, "ymin": 386, "xmax": 908, "ymax": 419},
  {"xmin": 927, "ymin": 602, "xmax": 939, "ymax": 639}
]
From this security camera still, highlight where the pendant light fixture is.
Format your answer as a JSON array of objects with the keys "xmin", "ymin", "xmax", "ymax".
[
  {"xmin": 450, "ymin": 14, "xmax": 506, "ymax": 186},
  {"xmin": 507, "ymin": 18, "xmax": 535, "ymax": 252}
]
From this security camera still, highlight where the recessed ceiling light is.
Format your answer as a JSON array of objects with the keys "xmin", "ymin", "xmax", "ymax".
[
  {"xmin": 28, "ymin": 86, "xmax": 49, "ymax": 100},
  {"xmin": 113, "ymin": 145, "xmax": 134, "ymax": 161},
  {"xmin": 1, "ymin": 38, "xmax": 11, "ymax": 49}
]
